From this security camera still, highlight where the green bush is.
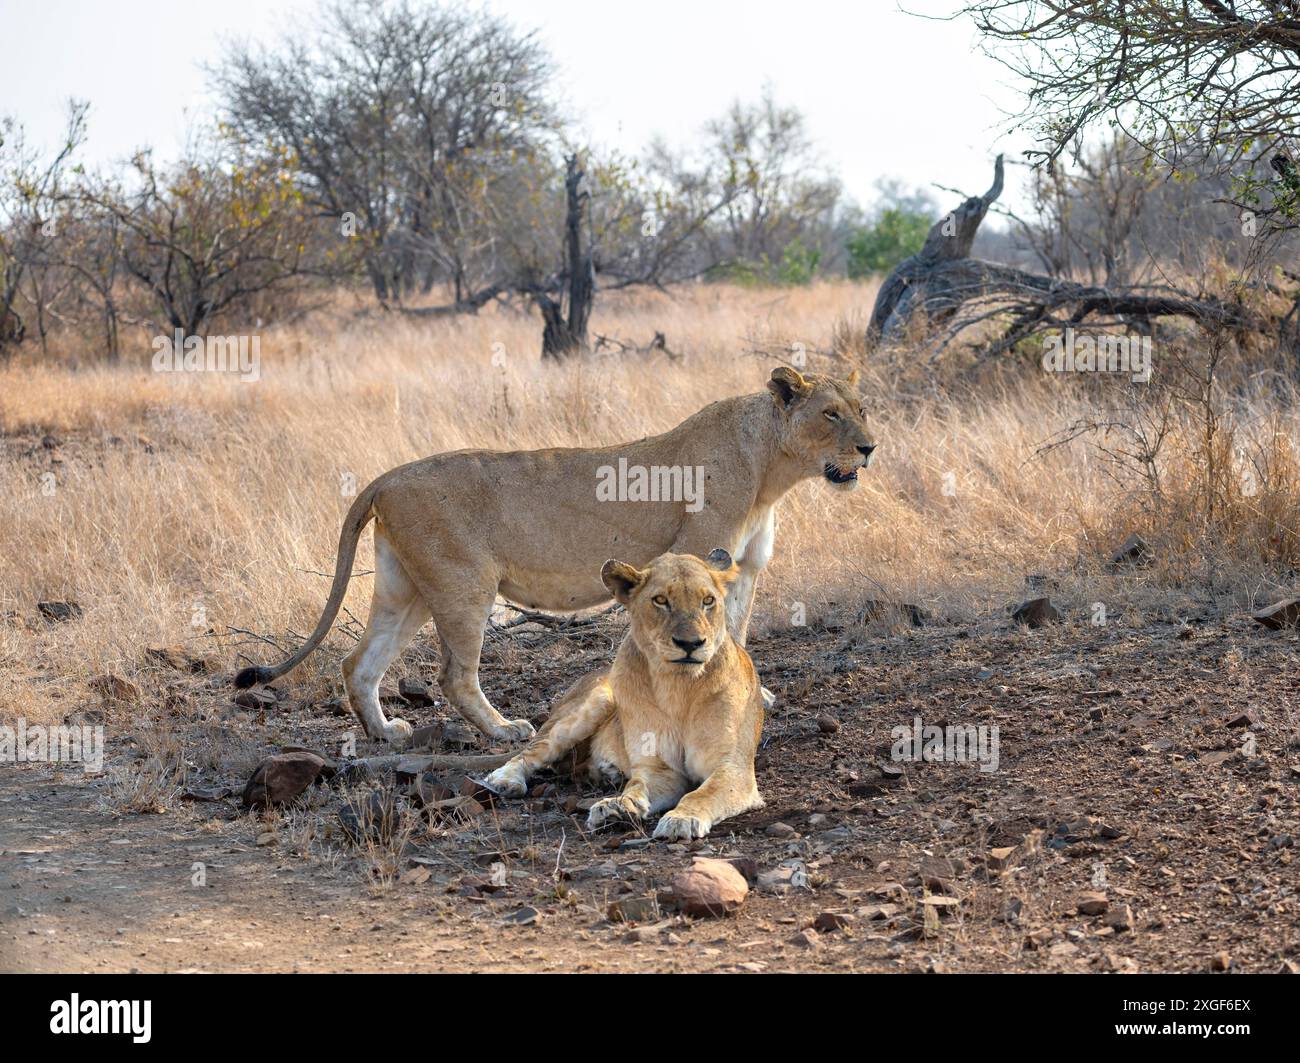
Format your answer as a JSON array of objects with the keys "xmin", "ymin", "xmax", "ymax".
[{"xmin": 845, "ymin": 208, "xmax": 931, "ymax": 278}]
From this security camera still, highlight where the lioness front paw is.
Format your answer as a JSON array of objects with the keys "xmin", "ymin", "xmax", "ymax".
[
  {"xmin": 490, "ymin": 718, "xmax": 537, "ymax": 742},
  {"xmin": 586, "ymin": 794, "xmax": 647, "ymax": 830},
  {"xmin": 380, "ymin": 717, "xmax": 414, "ymax": 744},
  {"xmin": 653, "ymin": 810, "xmax": 712, "ymax": 841},
  {"xmin": 481, "ymin": 760, "xmax": 528, "ymax": 798}
]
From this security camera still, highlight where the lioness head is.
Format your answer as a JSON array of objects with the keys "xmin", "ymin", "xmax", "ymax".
[
  {"xmin": 768, "ymin": 365, "xmax": 876, "ymax": 490},
  {"xmin": 601, "ymin": 550, "xmax": 738, "ymax": 673}
]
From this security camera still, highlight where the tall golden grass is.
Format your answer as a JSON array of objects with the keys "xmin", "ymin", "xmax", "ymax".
[{"xmin": 2, "ymin": 280, "xmax": 1298, "ymax": 726}]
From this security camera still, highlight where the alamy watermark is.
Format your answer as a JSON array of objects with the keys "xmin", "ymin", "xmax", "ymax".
[
  {"xmin": 1, "ymin": 719, "xmax": 104, "ymax": 773},
  {"xmin": 596, "ymin": 458, "xmax": 705, "ymax": 513},
  {"xmin": 891, "ymin": 716, "xmax": 999, "ymax": 773},
  {"xmin": 151, "ymin": 329, "xmax": 261, "ymax": 382},
  {"xmin": 1042, "ymin": 327, "xmax": 1151, "ymax": 383}
]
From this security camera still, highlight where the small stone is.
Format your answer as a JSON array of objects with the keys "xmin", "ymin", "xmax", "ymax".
[
  {"xmin": 1105, "ymin": 904, "xmax": 1133, "ymax": 932},
  {"xmin": 765, "ymin": 821, "xmax": 796, "ymax": 838},
  {"xmin": 1012, "ymin": 597, "xmax": 1061, "ymax": 627},
  {"xmin": 37, "ymin": 601, "xmax": 82, "ymax": 623},
  {"xmin": 399, "ymin": 865, "xmax": 431, "ymax": 886},
  {"xmin": 89, "ymin": 674, "xmax": 141, "ymax": 705},
  {"xmin": 671, "ymin": 857, "xmax": 749, "ymax": 917},
  {"xmin": 790, "ymin": 928, "xmax": 820, "ymax": 948},
  {"xmin": 813, "ymin": 911, "xmax": 854, "ymax": 933},
  {"xmin": 989, "ymin": 846, "xmax": 1017, "ymax": 872},
  {"xmin": 242, "ymin": 752, "xmax": 327, "ymax": 809},
  {"xmin": 1252, "ymin": 597, "xmax": 1300, "ymax": 629},
  {"xmin": 255, "ymin": 831, "xmax": 276, "ymax": 847},
  {"xmin": 1210, "ymin": 951, "xmax": 1231, "ymax": 972},
  {"xmin": 502, "ymin": 906, "xmax": 540, "ymax": 927},
  {"xmin": 1076, "ymin": 891, "xmax": 1109, "ymax": 916},
  {"xmin": 1224, "ymin": 710, "xmax": 1259, "ymax": 729},
  {"xmin": 1111, "ymin": 534, "xmax": 1152, "ymax": 568},
  {"xmin": 607, "ymin": 896, "xmax": 658, "ymax": 923},
  {"xmin": 398, "ymin": 677, "xmax": 435, "ymax": 706},
  {"xmin": 816, "ymin": 715, "xmax": 840, "ymax": 734}
]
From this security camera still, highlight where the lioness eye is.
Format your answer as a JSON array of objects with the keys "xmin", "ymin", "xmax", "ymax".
[
  {"xmin": 652, "ymin": 595, "xmax": 669, "ymax": 607},
  {"xmin": 703, "ymin": 595, "xmax": 716, "ymax": 607},
  {"xmin": 824, "ymin": 410, "xmax": 840, "ymax": 421}
]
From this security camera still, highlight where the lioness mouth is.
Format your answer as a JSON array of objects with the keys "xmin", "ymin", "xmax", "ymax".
[
  {"xmin": 824, "ymin": 464, "xmax": 859, "ymax": 484},
  {"xmin": 671, "ymin": 656, "xmax": 702, "ymax": 665}
]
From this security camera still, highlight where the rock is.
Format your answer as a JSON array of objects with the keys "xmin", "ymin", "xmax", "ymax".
[
  {"xmin": 813, "ymin": 911, "xmax": 854, "ymax": 933},
  {"xmin": 457, "ymin": 775, "xmax": 499, "ymax": 809},
  {"xmin": 607, "ymin": 896, "xmax": 659, "ymax": 923},
  {"xmin": 816, "ymin": 715, "xmax": 841, "ymax": 734},
  {"xmin": 920, "ymin": 856, "xmax": 964, "ymax": 893},
  {"xmin": 919, "ymin": 895, "xmax": 961, "ymax": 914},
  {"xmin": 1105, "ymin": 904, "xmax": 1134, "ymax": 932},
  {"xmin": 765, "ymin": 821, "xmax": 796, "ymax": 838},
  {"xmin": 1210, "ymin": 951, "xmax": 1231, "ymax": 972},
  {"xmin": 671, "ymin": 857, "xmax": 749, "ymax": 917},
  {"xmin": 1223, "ymin": 710, "xmax": 1259, "ymax": 729},
  {"xmin": 756, "ymin": 860, "xmax": 810, "ymax": 892},
  {"xmin": 859, "ymin": 600, "xmax": 927, "ymax": 626},
  {"xmin": 1075, "ymin": 891, "xmax": 1109, "ymax": 916},
  {"xmin": 88, "ymin": 674, "xmax": 140, "ymax": 705},
  {"xmin": 859, "ymin": 902, "xmax": 901, "ymax": 921},
  {"xmin": 398, "ymin": 677, "xmax": 435, "ymax": 706},
  {"xmin": 1278, "ymin": 959, "xmax": 1300, "ymax": 974},
  {"xmin": 181, "ymin": 784, "xmax": 231, "ymax": 802},
  {"xmin": 790, "ymin": 928, "xmax": 821, "ymax": 948},
  {"xmin": 1012, "ymin": 597, "xmax": 1061, "ymax": 627},
  {"xmin": 989, "ymin": 846, "xmax": 1017, "ymax": 872},
  {"xmin": 413, "ymin": 772, "xmax": 455, "ymax": 808},
  {"xmin": 1111, "ymin": 534, "xmax": 1152, "ymax": 568},
  {"xmin": 337, "ymin": 789, "xmax": 400, "ymax": 842},
  {"xmin": 255, "ymin": 831, "xmax": 276, "ymax": 847},
  {"xmin": 233, "ymin": 686, "xmax": 278, "ymax": 710},
  {"xmin": 145, "ymin": 645, "xmax": 209, "ymax": 673},
  {"xmin": 502, "ymin": 906, "xmax": 541, "ymax": 927},
  {"xmin": 1024, "ymin": 928, "xmax": 1054, "ymax": 950},
  {"xmin": 1252, "ymin": 597, "xmax": 1300, "ymax": 629},
  {"xmin": 242, "ymin": 752, "xmax": 327, "ymax": 809},
  {"xmin": 37, "ymin": 601, "xmax": 82, "ymax": 623},
  {"xmin": 399, "ymin": 865, "xmax": 431, "ymax": 886}
]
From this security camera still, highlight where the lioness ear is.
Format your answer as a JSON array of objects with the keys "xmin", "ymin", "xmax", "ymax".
[
  {"xmin": 601, "ymin": 559, "xmax": 644, "ymax": 604},
  {"xmin": 768, "ymin": 366, "xmax": 812, "ymax": 408},
  {"xmin": 705, "ymin": 548, "xmax": 734, "ymax": 570},
  {"xmin": 705, "ymin": 547, "xmax": 739, "ymax": 584}
]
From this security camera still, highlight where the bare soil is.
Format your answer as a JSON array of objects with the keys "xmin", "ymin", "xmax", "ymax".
[{"xmin": 4, "ymin": 605, "xmax": 1300, "ymax": 974}]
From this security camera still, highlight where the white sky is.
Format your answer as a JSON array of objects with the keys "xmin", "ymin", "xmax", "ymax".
[{"xmin": 0, "ymin": 0, "xmax": 1033, "ymax": 212}]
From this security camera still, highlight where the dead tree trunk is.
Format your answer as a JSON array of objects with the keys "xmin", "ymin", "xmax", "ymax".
[
  {"xmin": 868, "ymin": 155, "xmax": 1005, "ymax": 343},
  {"xmin": 868, "ymin": 154, "xmax": 1262, "ymax": 350},
  {"xmin": 539, "ymin": 155, "xmax": 595, "ymax": 360}
]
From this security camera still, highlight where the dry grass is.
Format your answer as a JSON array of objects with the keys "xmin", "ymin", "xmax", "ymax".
[{"xmin": 2, "ymin": 279, "xmax": 1299, "ymax": 729}]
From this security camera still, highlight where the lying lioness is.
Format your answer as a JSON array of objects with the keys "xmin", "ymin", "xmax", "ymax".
[
  {"xmin": 235, "ymin": 365, "xmax": 875, "ymax": 744},
  {"xmin": 481, "ymin": 550, "xmax": 763, "ymax": 841}
]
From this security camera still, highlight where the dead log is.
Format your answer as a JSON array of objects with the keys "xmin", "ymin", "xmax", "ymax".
[{"xmin": 868, "ymin": 155, "xmax": 1262, "ymax": 350}]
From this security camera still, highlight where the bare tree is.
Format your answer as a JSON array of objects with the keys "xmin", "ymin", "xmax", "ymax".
[
  {"xmin": 0, "ymin": 103, "xmax": 87, "ymax": 358},
  {"xmin": 952, "ymin": 1, "xmax": 1300, "ymax": 233},
  {"xmin": 214, "ymin": 0, "xmax": 557, "ymax": 305}
]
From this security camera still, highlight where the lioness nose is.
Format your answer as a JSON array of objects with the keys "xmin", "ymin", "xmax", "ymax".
[
  {"xmin": 672, "ymin": 636, "xmax": 705, "ymax": 653},
  {"xmin": 857, "ymin": 443, "xmax": 876, "ymax": 458}
]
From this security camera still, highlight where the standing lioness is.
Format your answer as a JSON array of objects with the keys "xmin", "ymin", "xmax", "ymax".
[
  {"xmin": 482, "ymin": 550, "xmax": 764, "ymax": 841},
  {"xmin": 236, "ymin": 366, "xmax": 875, "ymax": 743}
]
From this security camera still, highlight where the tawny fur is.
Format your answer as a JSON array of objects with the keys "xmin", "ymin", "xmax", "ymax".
[
  {"xmin": 481, "ymin": 551, "xmax": 766, "ymax": 842},
  {"xmin": 235, "ymin": 366, "xmax": 875, "ymax": 744}
]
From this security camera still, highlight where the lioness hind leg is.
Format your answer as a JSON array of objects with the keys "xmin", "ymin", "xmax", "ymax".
[
  {"xmin": 482, "ymin": 675, "xmax": 613, "ymax": 797},
  {"xmin": 427, "ymin": 585, "xmax": 536, "ymax": 743},
  {"xmin": 342, "ymin": 530, "xmax": 432, "ymax": 743}
]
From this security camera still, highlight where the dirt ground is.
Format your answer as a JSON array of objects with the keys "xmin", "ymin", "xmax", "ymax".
[{"xmin": 4, "ymin": 600, "xmax": 1300, "ymax": 975}]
